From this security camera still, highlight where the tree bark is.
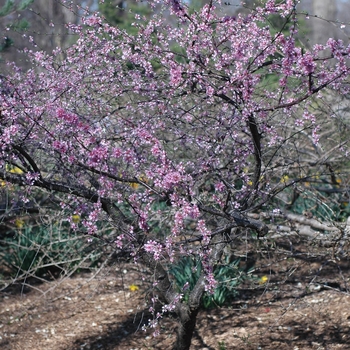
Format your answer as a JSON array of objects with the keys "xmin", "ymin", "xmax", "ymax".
[
  {"xmin": 173, "ymin": 307, "xmax": 200, "ymax": 350},
  {"xmin": 312, "ymin": 0, "xmax": 337, "ymax": 46}
]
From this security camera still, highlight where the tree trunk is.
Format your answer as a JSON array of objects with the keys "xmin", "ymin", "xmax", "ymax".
[
  {"xmin": 173, "ymin": 307, "xmax": 200, "ymax": 350},
  {"xmin": 312, "ymin": 0, "xmax": 337, "ymax": 46}
]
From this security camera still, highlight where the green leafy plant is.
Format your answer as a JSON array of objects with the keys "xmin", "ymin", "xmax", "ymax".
[
  {"xmin": 169, "ymin": 255, "xmax": 247, "ymax": 309},
  {"xmin": 99, "ymin": 0, "xmax": 151, "ymax": 35},
  {"xmin": 0, "ymin": 221, "xmax": 101, "ymax": 280},
  {"xmin": 0, "ymin": 0, "xmax": 34, "ymax": 16},
  {"xmin": 218, "ymin": 341, "xmax": 227, "ymax": 350},
  {"xmin": 278, "ymin": 174, "xmax": 350, "ymax": 223}
]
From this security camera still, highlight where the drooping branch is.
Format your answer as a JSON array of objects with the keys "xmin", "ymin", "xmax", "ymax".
[{"xmin": 0, "ymin": 171, "xmax": 100, "ymax": 202}]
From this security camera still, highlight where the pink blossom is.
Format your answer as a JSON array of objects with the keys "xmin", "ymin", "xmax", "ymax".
[
  {"xmin": 162, "ymin": 171, "xmax": 182, "ymax": 189},
  {"xmin": 1, "ymin": 125, "xmax": 18, "ymax": 144},
  {"xmin": 299, "ymin": 53, "xmax": 315, "ymax": 74},
  {"xmin": 144, "ymin": 240, "xmax": 163, "ymax": 261},
  {"xmin": 83, "ymin": 15, "xmax": 102, "ymax": 27},
  {"xmin": 88, "ymin": 146, "xmax": 109, "ymax": 165},
  {"xmin": 170, "ymin": 64, "xmax": 183, "ymax": 86},
  {"xmin": 57, "ymin": 108, "xmax": 79, "ymax": 125},
  {"xmin": 197, "ymin": 220, "xmax": 211, "ymax": 246},
  {"xmin": 53, "ymin": 140, "xmax": 68, "ymax": 154},
  {"xmin": 25, "ymin": 172, "xmax": 40, "ymax": 185},
  {"xmin": 115, "ymin": 234, "xmax": 124, "ymax": 249},
  {"xmin": 204, "ymin": 271, "xmax": 217, "ymax": 294}
]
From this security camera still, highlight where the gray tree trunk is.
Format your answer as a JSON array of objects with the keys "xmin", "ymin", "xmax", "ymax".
[
  {"xmin": 311, "ymin": 0, "xmax": 337, "ymax": 46},
  {"xmin": 0, "ymin": 0, "xmax": 80, "ymax": 71}
]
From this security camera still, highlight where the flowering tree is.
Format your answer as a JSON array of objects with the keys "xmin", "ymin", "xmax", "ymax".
[{"xmin": 1, "ymin": 1, "xmax": 350, "ymax": 349}]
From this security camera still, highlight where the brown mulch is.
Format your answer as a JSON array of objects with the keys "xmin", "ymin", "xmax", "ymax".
[{"xmin": 1, "ymin": 255, "xmax": 350, "ymax": 350}]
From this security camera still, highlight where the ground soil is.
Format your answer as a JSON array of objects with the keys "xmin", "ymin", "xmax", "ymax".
[{"xmin": 1, "ymin": 246, "xmax": 350, "ymax": 350}]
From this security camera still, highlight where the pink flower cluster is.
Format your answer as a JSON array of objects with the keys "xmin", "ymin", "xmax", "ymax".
[
  {"xmin": 144, "ymin": 240, "xmax": 163, "ymax": 261},
  {"xmin": 197, "ymin": 220, "xmax": 211, "ymax": 246},
  {"xmin": 88, "ymin": 146, "xmax": 109, "ymax": 166}
]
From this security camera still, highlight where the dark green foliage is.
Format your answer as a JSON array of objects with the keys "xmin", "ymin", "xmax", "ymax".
[
  {"xmin": 290, "ymin": 187, "xmax": 350, "ymax": 223},
  {"xmin": 0, "ymin": 37, "xmax": 13, "ymax": 51},
  {"xmin": 18, "ymin": 0, "xmax": 34, "ymax": 11},
  {"xmin": 272, "ymin": 171, "xmax": 350, "ymax": 224},
  {"xmin": 0, "ymin": 0, "xmax": 32, "ymax": 60},
  {"xmin": 0, "ymin": 222, "xmax": 101, "ymax": 279},
  {"xmin": 0, "ymin": 0, "xmax": 34, "ymax": 15},
  {"xmin": 169, "ymin": 255, "xmax": 247, "ymax": 309},
  {"xmin": 0, "ymin": 0, "xmax": 15, "ymax": 16},
  {"xmin": 8, "ymin": 18, "xmax": 30, "ymax": 32},
  {"xmin": 99, "ymin": 0, "xmax": 151, "ymax": 35}
]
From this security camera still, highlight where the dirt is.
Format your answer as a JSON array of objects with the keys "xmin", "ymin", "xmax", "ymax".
[{"xmin": 1, "ymin": 253, "xmax": 350, "ymax": 350}]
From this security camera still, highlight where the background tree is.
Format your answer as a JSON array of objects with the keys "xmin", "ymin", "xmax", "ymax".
[
  {"xmin": 1, "ymin": 1, "xmax": 350, "ymax": 349},
  {"xmin": 311, "ymin": 0, "xmax": 337, "ymax": 45},
  {"xmin": 0, "ymin": 0, "xmax": 81, "ymax": 71},
  {"xmin": 99, "ymin": 0, "xmax": 150, "ymax": 33}
]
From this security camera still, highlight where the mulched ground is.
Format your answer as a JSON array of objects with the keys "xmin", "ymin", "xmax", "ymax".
[{"xmin": 1, "ymin": 244, "xmax": 350, "ymax": 350}]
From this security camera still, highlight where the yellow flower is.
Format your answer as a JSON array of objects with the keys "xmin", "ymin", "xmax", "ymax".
[
  {"xmin": 129, "ymin": 175, "xmax": 148, "ymax": 189},
  {"xmin": 259, "ymin": 276, "xmax": 268, "ymax": 285},
  {"xmin": 15, "ymin": 218, "xmax": 25, "ymax": 229},
  {"xmin": 129, "ymin": 182, "xmax": 139, "ymax": 189},
  {"xmin": 72, "ymin": 214, "xmax": 81, "ymax": 224},
  {"xmin": 129, "ymin": 284, "xmax": 139, "ymax": 292},
  {"xmin": 336, "ymin": 178, "xmax": 342, "ymax": 184},
  {"xmin": 247, "ymin": 180, "xmax": 253, "ymax": 186},
  {"xmin": 6, "ymin": 164, "xmax": 24, "ymax": 174},
  {"xmin": 280, "ymin": 175, "xmax": 289, "ymax": 183},
  {"xmin": 0, "ymin": 180, "xmax": 6, "ymax": 187}
]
